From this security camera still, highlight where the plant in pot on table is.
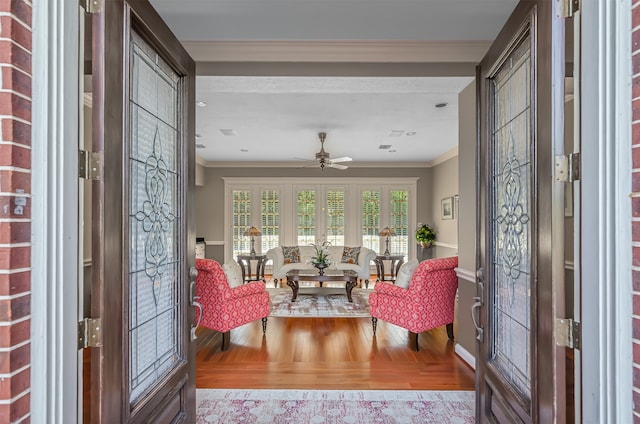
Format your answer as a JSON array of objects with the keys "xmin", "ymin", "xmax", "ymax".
[
  {"xmin": 416, "ymin": 223, "xmax": 436, "ymax": 261},
  {"xmin": 310, "ymin": 240, "xmax": 331, "ymax": 275}
]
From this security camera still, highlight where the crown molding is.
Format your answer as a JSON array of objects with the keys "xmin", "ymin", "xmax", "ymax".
[
  {"xmin": 183, "ymin": 40, "xmax": 492, "ymax": 63},
  {"xmin": 427, "ymin": 146, "xmax": 458, "ymax": 167},
  {"xmin": 197, "ymin": 159, "xmax": 431, "ymax": 168}
]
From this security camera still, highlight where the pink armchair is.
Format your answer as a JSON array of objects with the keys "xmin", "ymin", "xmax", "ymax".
[
  {"xmin": 195, "ymin": 258, "xmax": 271, "ymax": 351},
  {"xmin": 369, "ymin": 256, "xmax": 458, "ymax": 351}
]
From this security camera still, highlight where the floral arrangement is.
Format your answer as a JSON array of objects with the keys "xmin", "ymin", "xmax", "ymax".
[
  {"xmin": 415, "ymin": 223, "xmax": 436, "ymax": 247},
  {"xmin": 310, "ymin": 240, "xmax": 331, "ymax": 267}
]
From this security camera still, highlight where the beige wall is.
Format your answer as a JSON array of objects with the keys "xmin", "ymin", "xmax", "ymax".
[
  {"xmin": 455, "ymin": 80, "xmax": 477, "ymax": 360},
  {"xmin": 429, "ymin": 156, "xmax": 458, "ymax": 258}
]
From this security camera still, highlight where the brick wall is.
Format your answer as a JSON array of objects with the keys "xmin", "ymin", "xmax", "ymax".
[{"xmin": 0, "ymin": 0, "xmax": 31, "ymax": 423}]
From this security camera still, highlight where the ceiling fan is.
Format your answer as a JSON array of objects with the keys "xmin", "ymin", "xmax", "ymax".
[{"xmin": 303, "ymin": 132, "xmax": 353, "ymax": 170}]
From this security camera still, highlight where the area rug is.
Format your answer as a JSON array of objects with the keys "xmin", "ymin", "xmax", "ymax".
[
  {"xmin": 268, "ymin": 288, "xmax": 370, "ymax": 317},
  {"xmin": 196, "ymin": 389, "xmax": 475, "ymax": 423}
]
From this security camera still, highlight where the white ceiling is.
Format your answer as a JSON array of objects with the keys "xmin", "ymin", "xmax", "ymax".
[{"xmin": 149, "ymin": 0, "xmax": 518, "ymax": 166}]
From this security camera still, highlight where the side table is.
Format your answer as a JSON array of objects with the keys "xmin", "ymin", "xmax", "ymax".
[
  {"xmin": 236, "ymin": 254, "xmax": 267, "ymax": 284},
  {"xmin": 373, "ymin": 255, "xmax": 405, "ymax": 286}
]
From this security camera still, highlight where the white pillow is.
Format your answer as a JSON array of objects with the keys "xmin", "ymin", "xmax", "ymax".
[
  {"xmin": 394, "ymin": 259, "xmax": 419, "ymax": 289},
  {"xmin": 223, "ymin": 262, "xmax": 244, "ymax": 288}
]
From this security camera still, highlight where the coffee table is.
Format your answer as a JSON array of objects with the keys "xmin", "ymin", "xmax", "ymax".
[{"xmin": 285, "ymin": 269, "xmax": 358, "ymax": 302}]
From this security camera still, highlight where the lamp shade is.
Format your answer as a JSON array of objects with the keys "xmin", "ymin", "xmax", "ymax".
[
  {"xmin": 244, "ymin": 226, "xmax": 262, "ymax": 236},
  {"xmin": 378, "ymin": 227, "xmax": 396, "ymax": 237}
]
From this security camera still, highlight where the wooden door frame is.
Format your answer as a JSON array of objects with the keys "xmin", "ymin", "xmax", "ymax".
[
  {"xmin": 580, "ymin": 0, "xmax": 633, "ymax": 422},
  {"xmin": 30, "ymin": 0, "xmax": 82, "ymax": 423}
]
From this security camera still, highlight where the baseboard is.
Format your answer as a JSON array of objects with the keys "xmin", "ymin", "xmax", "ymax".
[{"xmin": 455, "ymin": 343, "xmax": 476, "ymax": 370}]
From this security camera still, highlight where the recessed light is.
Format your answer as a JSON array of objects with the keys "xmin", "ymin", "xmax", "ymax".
[
  {"xmin": 389, "ymin": 149, "xmax": 397, "ymax": 153},
  {"xmin": 388, "ymin": 130, "xmax": 404, "ymax": 137},
  {"xmin": 196, "ymin": 101, "xmax": 207, "ymax": 107},
  {"xmin": 240, "ymin": 149, "xmax": 248, "ymax": 152},
  {"xmin": 220, "ymin": 129, "xmax": 238, "ymax": 136},
  {"xmin": 435, "ymin": 102, "xmax": 448, "ymax": 108},
  {"xmin": 196, "ymin": 143, "xmax": 206, "ymax": 149},
  {"xmin": 406, "ymin": 132, "xmax": 416, "ymax": 136},
  {"xmin": 379, "ymin": 144, "xmax": 392, "ymax": 150}
]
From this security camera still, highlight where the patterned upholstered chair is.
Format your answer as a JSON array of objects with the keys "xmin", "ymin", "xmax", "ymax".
[
  {"xmin": 195, "ymin": 258, "xmax": 271, "ymax": 351},
  {"xmin": 369, "ymin": 256, "xmax": 458, "ymax": 351}
]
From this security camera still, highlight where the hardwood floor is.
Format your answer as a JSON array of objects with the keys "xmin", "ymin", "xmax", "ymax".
[{"xmin": 195, "ymin": 313, "xmax": 475, "ymax": 391}]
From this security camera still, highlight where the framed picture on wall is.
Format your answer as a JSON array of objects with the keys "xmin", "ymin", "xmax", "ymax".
[{"xmin": 441, "ymin": 197, "xmax": 454, "ymax": 220}]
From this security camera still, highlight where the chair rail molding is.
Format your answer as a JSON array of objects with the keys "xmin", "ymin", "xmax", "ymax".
[
  {"xmin": 454, "ymin": 267, "xmax": 475, "ymax": 283},
  {"xmin": 434, "ymin": 241, "xmax": 458, "ymax": 250}
]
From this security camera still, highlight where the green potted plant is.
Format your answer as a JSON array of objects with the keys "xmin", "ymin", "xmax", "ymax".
[
  {"xmin": 310, "ymin": 240, "xmax": 331, "ymax": 274},
  {"xmin": 415, "ymin": 223, "xmax": 436, "ymax": 248}
]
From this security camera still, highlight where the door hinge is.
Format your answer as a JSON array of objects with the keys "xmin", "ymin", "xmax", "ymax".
[
  {"xmin": 554, "ymin": 152, "xmax": 580, "ymax": 182},
  {"xmin": 555, "ymin": 318, "xmax": 581, "ymax": 350},
  {"xmin": 80, "ymin": 0, "xmax": 102, "ymax": 14},
  {"xmin": 78, "ymin": 317, "xmax": 103, "ymax": 349},
  {"xmin": 78, "ymin": 150, "xmax": 102, "ymax": 180},
  {"xmin": 556, "ymin": 0, "xmax": 580, "ymax": 18}
]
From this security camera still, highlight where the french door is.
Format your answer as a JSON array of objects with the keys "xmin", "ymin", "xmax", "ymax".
[
  {"xmin": 476, "ymin": 1, "xmax": 576, "ymax": 422},
  {"xmin": 87, "ymin": 1, "xmax": 196, "ymax": 422}
]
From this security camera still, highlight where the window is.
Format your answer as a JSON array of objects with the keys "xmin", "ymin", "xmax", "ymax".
[
  {"xmin": 224, "ymin": 178, "xmax": 417, "ymax": 264},
  {"xmin": 390, "ymin": 190, "xmax": 409, "ymax": 258},
  {"xmin": 326, "ymin": 190, "xmax": 345, "ymax": 246},
  {"xmin": 361, "ymin": 191, "xmax": 380, "ymax": 252},
  {"xmin": 232, "ymin": 190, "xmax": 251, "ymax": 257},
  {"xmin": 297, "ymin": 190, "xmax": 315, "ymax": 246},
  {"xmin": 261, "ymin": 190, "xmax": 280, "ymax": 253}
]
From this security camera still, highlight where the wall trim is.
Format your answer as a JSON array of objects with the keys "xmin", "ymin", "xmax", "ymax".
[
  {"xmin": 454, "ymin": 267, "xmax": 475, "ymax": 283},
  {"xmin": 182, "ymin": 40, "xmax": 492, "ymax": 63},
  {"xmin": 455, "ymin": 343, "xmax": 476, "ymax": 370},
  {"xmin": 434, "ymin": 241, "xmax": 458, "ymax": 250},
  {"xmin": 427, "ymin": 146, "xmax": 459, "ymax": 167},
  {"xmin": 205, "ymin": 240, "xmax": 224, "ymax": 246}
]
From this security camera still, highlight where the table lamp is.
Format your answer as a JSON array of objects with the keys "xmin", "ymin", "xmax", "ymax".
[
  {"xmin": 244, "ymin": 226, "xmax": 262, "ymax": 256},
  {"xmin": 379, "ymin": 227, "xmax": 396, "ymax": 256}
]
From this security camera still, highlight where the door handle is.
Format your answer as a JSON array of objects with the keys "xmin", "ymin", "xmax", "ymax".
[
  {"xmin": 189, "ymin": 268, "xmax": 201, "ymax": 341},
  {"xmin": 471, "ymin": 297, "xmax": 484, "ymax": 342},
  {"xmin": 476, "ymin": 267, "xmax": 484, "ymax": 283}
]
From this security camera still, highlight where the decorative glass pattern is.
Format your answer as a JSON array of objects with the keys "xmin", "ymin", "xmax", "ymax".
[
  {"xmin": 233, "ymin": 190, "xmax": 251, "ymax": 257},
  {"xmin": 297, "ymin": 190, "xmax": 316, "ymax": 245},
  {"xmin": 128, "ymin": 31, "xmax": 181, "ymax": 403},
  {"xmin": 490, "ymin": 35, "xmax": 532, "ymax": 399},
  {"xmin": 261, "ymin": 190, "xmax": 280, "ymax": 253},
  {"xmin": 390, "ymin": 190, "xmax": 409, "ymax": 258},
  {"xmin": 361, "ymin": 191, "xmax": 380, "ymax": 252},
  {"xmin": 326, "ymin": 190, "xmax": 345, "ymax": 246}
]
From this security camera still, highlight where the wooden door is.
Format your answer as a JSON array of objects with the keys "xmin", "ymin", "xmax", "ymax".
[
  {"xmin": 89, "ymin": 1, "xmax": 196, "ymax": 422},
  {"xmin": 475, "ymin": 1, "xmax": 568, "ymax": 422}
]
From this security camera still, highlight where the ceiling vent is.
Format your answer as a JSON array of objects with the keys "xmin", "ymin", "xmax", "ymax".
[
  {"xmin": 379, "ymin": 144, "xmax": 392, "ymax": 150},
  {"xmin": 388, "ymin": 130, "xmax": 404, "ymax": 137},
  {"xmin": 196, "ymin": 144, "xmax": 206, "ymax": 149},
  {"xmin": 219, "ymin": 129, "xmax": 237, "ymax": 136}
]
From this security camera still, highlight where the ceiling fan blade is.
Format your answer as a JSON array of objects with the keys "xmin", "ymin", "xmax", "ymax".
[
  {"xmin": 328, "ymin": 163, "xmax": 348, "ymax": 170},
  {"xmin": 330, "ymin": 156, "xmax": 352, "ymax": 163}
]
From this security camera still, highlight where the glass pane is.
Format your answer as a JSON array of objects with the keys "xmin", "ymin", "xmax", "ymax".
[
  {"xmin": 390, "ymin": 190, "xmax": 408, "ymax": 258},
  {"xmin": 326, "ymin": 190, "xmax": 344, "ymax": 246},
  {"xmin": 490, "ymin": 35, "xmax": 532, "ymax": 399},
  {"xmin": 261, "ymin": 190, "xmax": 280, "ymax": 253},
  {"xmin": 232, "ymin": 190, "xmax": 251, "ymax": 257},
  {"xmin": 361, "ymin": 191, "xmax": 381, "ymax": 252},
  {"xmin": 128, "ymin": 31, "xmax": 181, "ymax": 403},
  {"xmin": 297, "ymin": 190, "xmax": 315, "ymax": 246}
]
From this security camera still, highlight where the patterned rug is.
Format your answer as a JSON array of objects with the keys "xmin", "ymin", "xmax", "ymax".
[
  {"xmin": 268, "ymin": 287, "xmax": 370, "ymax": 317},
  {"xmin": 196, "ymin": 389, "xmax": 475, "ymax": 423}
]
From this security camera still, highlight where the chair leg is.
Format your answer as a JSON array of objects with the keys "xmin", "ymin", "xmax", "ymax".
[
  {"xmin": 365, "ymin": 279, "xmax": 369, "ymax": 289},
  {"xmin": 446, "ymin": 323, "xmax": 454, "ymax": 340},
  {"xmin": 262, "ymin": 317, "xmax": 268, "ymax": 334},
  {"xmin": 414, "ymin": 332, "xmax": 420, "ymax": 351},
  {"xmin": 221, "ymin": 331, "xmax": 230, "ymax": 351},
  {"xmin": 372, "ymin": 317, "xmax": 377, "ymax": 335}
]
